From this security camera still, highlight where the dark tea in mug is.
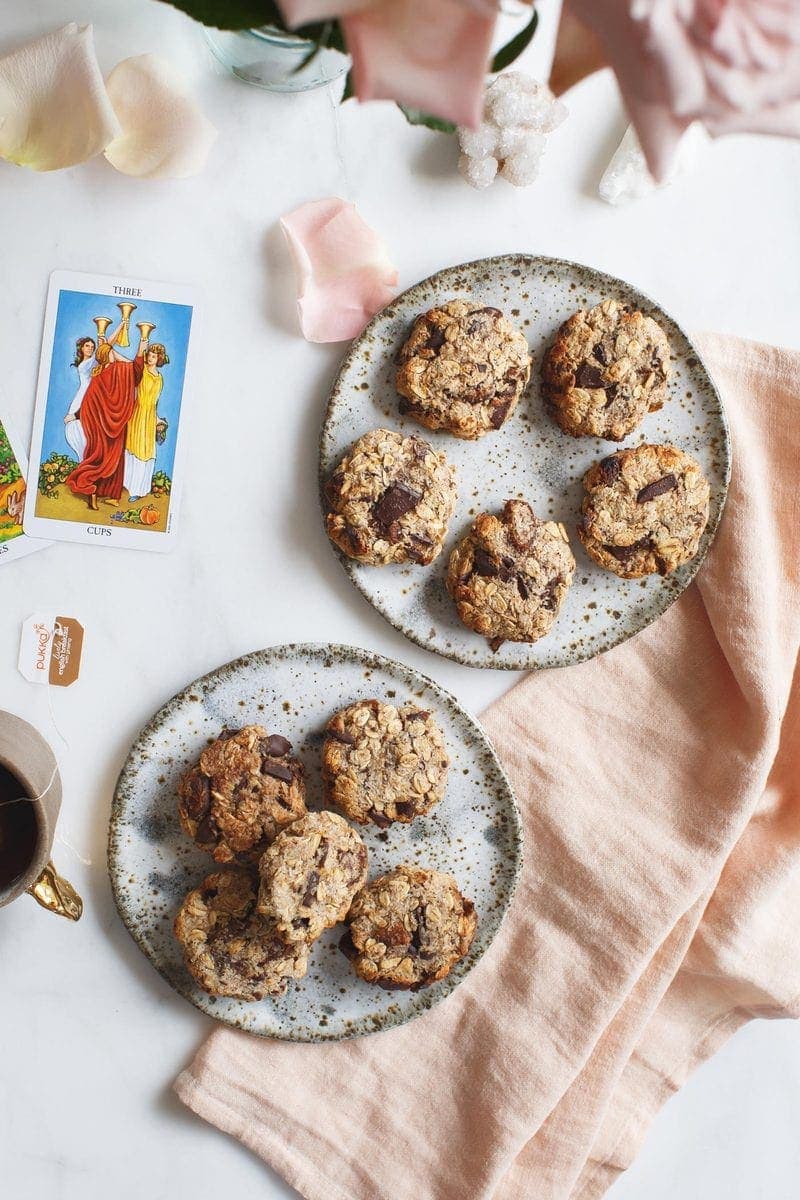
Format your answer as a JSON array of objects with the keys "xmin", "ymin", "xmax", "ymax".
[{"xmin": 0, "ymin": 763, "xmax": 38, "ymax": 892}]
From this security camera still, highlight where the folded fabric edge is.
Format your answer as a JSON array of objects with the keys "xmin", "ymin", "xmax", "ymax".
[
  {"xmin": 496, "ymin": 897, "xmax": 710, "ymax": 1200},
  {"xmin": 571, "ymin": 1006, "xmax": 757, "ymax": 1199},
  {"xmin": 174, "ymin": 1064, "xmax": 353, "ymax": 1200},
  {"xmin": 696, "ymin": 330, "xmax": 800, "ymax": 369}
]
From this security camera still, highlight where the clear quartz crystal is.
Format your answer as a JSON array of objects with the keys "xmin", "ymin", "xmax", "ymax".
[
  {"xmin": 457, "ymin": 71, "xmax": 568, "ymax": 190},
  {"xmin": 458, "ymin": 122, "xmax": 498, "ymax": 159},
  {"xmin": 599, "ymin": 123, "xmax": 709, "ymax": 205},
  {"xmin": 598, "ymin": 126, "xmax": 655, "ymax": 205},
  {"xmin": 495, "ymin": 124, "xmax": 529, "ymax": 159},
  {"xmin": 490, "ymin": 88, "xmax": 541, "ymax": 128},
  {"xmin": 501, "ymin": 149, "xmax": 541, "ymax": 187},
  {"xmin": 488, "ymin": 70, "xmax": 531, "ymax": 96},
  {"xmin": 459, "ymin": 153, "xmax": 498, "ymax": 189},
  {"xmin": 535, "ymin": 96, "xmax": 568, "ymax": 134}
]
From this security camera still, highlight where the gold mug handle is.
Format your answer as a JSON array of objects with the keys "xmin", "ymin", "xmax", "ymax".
[{"xmin": 26, "ymin": 859, "xmax": 83, "ymax": 921}]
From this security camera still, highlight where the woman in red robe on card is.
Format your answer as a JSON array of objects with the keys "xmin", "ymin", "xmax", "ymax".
[{"xmin": 66, "ymin": 323, "xmax": 146, "ymax": 511}]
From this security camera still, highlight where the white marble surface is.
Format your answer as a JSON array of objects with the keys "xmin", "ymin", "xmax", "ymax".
[{"xmin": 2, "ymin": 2, "xmax": 800, "ymax": 1197}]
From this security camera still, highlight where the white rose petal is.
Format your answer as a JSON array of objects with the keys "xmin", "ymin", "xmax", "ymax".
[
  {"xmin": 104, "ymin": 54, "xmax": 216, "ymax": 179},
  {"xmin": 0, "ymin": 23, "xmax": 120, "ymax": 171}
]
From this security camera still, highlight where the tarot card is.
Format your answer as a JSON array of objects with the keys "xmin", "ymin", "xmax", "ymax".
[
  {"xmin": 24, "ymin": 270, "xmax": 198, "ymax": 552},
  {"xmin": 0, "ymin": 408, "xmax": 50, "ymax": 564}
]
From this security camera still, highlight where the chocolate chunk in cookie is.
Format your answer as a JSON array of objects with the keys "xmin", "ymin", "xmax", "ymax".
[
  {"xmin": 322, "ymin": 700, "xmax": 449, "ymax": 827},
  {"xmin": 395, "ymin": 300, "xmax": 531, "ymax": 440},
  {"xmin": 542, "ymin": 298, "xmax": 671, "ymax": 441},
  {"xmin": 446, "ymin": 499, "xmax": 575, "ymax": 650},
  {"xmin": 578, "ymin": 443, "xmax": 710, "ymax": 578},
  {"xmin": 174, "ymin": 868, "xmax": 309, "ymax": 1000},
  {"xmin": 325, "ymin": 428, "xmax": 457, "ymax": 566},
  {"xmin": 177, "ymin": 726, "xmax": 307, "ymax": 865},
  {"xmin": 343, "ymin": 865, "xmax": 477, "ymax": 990},
  {"xmin": 257, "ymin": 810, "xmax": 368, "ymax": 943}
]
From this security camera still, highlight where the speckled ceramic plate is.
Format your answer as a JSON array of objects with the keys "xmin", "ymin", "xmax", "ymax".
[
  {"xmin": 109, "ymin": 643, "xmax": 521, "ymax": 1041},
  {"xmin": 319, "ymin": 254, "xmax": 730, "ymax": 669}
]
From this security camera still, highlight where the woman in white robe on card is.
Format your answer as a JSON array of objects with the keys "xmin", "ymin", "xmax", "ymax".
[{"xmin": 64, "ymin": 336, "xmax": 97, "ymax": 461}]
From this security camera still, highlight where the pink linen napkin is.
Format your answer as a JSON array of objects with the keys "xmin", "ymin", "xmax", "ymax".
[{"xmin": 174, "ymin": 333, "xmax": 800, "ymax": 1199}]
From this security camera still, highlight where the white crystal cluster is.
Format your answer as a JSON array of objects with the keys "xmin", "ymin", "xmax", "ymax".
[{"xmin": 458, "ymin": 72, "xmax": 567, "ymax": 190}]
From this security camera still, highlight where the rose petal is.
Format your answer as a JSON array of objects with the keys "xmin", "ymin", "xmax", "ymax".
[
  {"xmin": 279, "ymin": 0, "xmax": 499, "ymax": 26},
  {"xmin": 279, "ymin": 0, "xmax": 375, "ymax": 24},
  {"xmin": 0, "ymin": 23, "xmax": 120, "ymax": 171},
  {"xmin": 280, "ymin": 198, "xmax": 398, "ymax": 343},
  {"xmin": 344, "ymin": 0, "xmax": 496, "ymax": 129},
  {"xmin": 567, "ymin": 1, "xmax": 800, "ymax": 181},
  {"xmin": 550, "ymin": 9, "xmax": 607, "ymax": 96},
  {"xmin": 104, "ymin": 54, "xmax": 216, "ymax": 179}
]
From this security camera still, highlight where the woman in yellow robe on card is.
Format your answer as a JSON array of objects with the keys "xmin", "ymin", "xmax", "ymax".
[{"xmin": 124, "ymin": 342, "xmax": 169, "ymax": 502}]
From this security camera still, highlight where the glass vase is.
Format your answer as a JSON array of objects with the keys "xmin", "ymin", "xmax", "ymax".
[{"xmin": 203, "ymin": 24, "xmax": 349, "ymax": 93}]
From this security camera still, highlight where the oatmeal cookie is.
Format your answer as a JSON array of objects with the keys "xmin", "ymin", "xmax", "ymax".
[
  {"xmin": 395, "ymin": 299, "xmax": 531, "ymax": 439},
  {"xmin": 325, "ymin": 428, "xmax": 457, "ymax": 566},
  {"xmin": 542, "ymin": 298, "xmax": 671, "ymax": 440},
  {"xmin": 322, "ymin": 700, "xmax": 449, "ymax": 827},
  {"xmin": 446, "ymin": 498, "xmax": 575, "ymax": 651},
  {"xmin": 174, "ymin": 868, "xmax": 309, "ymax": 1000},
  {"xmin": 342, "ymin": 865, "xmax": 477, "ymax": 990},
  {"xmin": 177, "ymin": 727, "xmax": 307, "ymax": 865},
  {"xmin": 257, "ymin": 810, "xmax": 368, "ymax": 943},
  {"xmin": 578, "ymin": 443, "xmax": 711, "ymax": 578}
]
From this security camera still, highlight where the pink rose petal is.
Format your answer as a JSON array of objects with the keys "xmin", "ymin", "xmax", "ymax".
[
  {"xmin": 280, "ymin": 197, "xmax": 398, "ymax": 343},
  {"xmin": 569, "ymin": 0, "xmax": 800, "ymax": 181},
  {"xmin": 344, "ymin": 0, "xmax": 496, "ymax": 129},
  {"xmin": 278, "ymin": 0, "xmax": 373, "ymax": 25}
]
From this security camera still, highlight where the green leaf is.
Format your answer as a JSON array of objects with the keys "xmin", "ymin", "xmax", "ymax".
[
  {"xmin": 398, "ymin": 106, "xmax": 457, "ymax": 135},
  {"xmin": 156, "ymin": 0, "xmax": 286, "ymax": 31},
  {"xmin": 326, "ymin": 22, "xmax": 348, "ymax": 54},
  {"xmin": 290, "ymin": 19, "xmax": 349, "ymax": 72},
  {"xmin": 289, "ymin": 22, "xmax": 329, "ymax": 74},
  {"xmin": 491, "ymin": 6, "xmax": 539, "ymax": 74},
  {"xmin": 341, "ymin": 69, "xmax": 355, "ymax": 102}
]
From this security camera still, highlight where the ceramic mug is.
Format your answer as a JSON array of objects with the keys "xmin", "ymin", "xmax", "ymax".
[{"xmin": 0, "ymin": 711, "xmax": 82, "ymax": 920}]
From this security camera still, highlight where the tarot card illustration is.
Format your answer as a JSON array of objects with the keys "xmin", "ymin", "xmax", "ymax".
[
  {"xmin": 0, "ymin": 413, "xmax": 48, "ymax": 564},
  {"xmin": 24, "ymin": 271, "xmax": 198, "ymax": 552}
]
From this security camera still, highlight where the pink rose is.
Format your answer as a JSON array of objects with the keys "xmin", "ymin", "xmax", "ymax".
[
  {"xmin": 568, "ymin": 0, "xmax": 800, "ymax": 180},
  {"xmin": 279, "ymin": 0, "xmax": 499, "ymax": 128}
]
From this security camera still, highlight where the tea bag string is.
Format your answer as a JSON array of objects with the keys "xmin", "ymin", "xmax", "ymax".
[
  {"xmin": 45, "ymin": 674, "xmax": 71, "ymax": 752},
  {"xmin": 328, "ymin": 84, "xmax": 353, "ymax": 200},
  {"xmin": 0, "ymin": 762, "xmax": 58, "ymax": 808},
  {"xmin": 45, "ymin": 681, "xmax": 90, "ymax": 864}
]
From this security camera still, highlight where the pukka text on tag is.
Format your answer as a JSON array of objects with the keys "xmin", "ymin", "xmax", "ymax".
[{"xmin": 19, "ymin": 613, "xmax": 84, "ymax": 687}]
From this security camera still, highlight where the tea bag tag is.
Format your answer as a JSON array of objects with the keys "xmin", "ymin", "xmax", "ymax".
[{"xmin": 19, "ymin": 613, "xmax": 84, "ymax": 687}]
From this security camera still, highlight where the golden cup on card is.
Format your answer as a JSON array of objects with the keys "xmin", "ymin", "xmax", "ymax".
[
  {"xmin": 136, "ymin": 321, "xmax": 156, "ymax": 342},
  {"xmin": 93, "ymin": 315, "xmax": 112, "ymax": 340},
  {"xmin": 116, "ymin": 302, "xmax": 137, "ymax": 347}
]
